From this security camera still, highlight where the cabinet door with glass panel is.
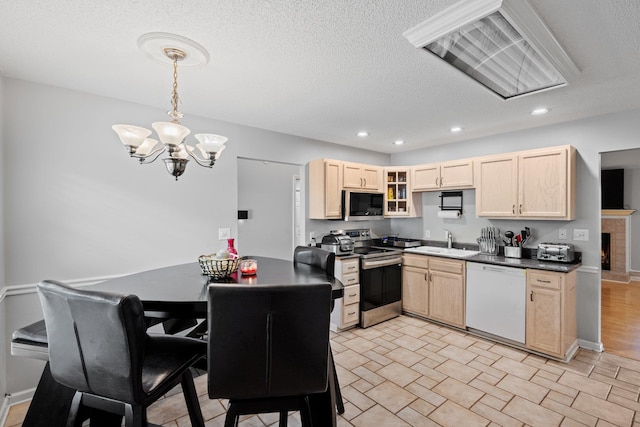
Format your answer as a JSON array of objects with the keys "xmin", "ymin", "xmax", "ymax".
[
  {"xmin": 384, "ymin": 169, "xmax": 410, "ymax": 216},
  {"xmin": 384, "ymin": 169, "xmax": 422, "ymax": 218}
]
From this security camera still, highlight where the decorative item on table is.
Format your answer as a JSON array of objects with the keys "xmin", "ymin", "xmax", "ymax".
[
  {"xmin": 226, "ymin": 238, "xmax": 238, "ymax": 259},
  {"xmin": 239, "ymin": 259, "xmax": 258, "ymax": 276},
  {"xmin": 198, "ymin": 249, "xmax": 240, "ymax": 279}
]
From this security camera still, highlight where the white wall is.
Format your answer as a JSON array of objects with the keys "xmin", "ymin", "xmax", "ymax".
[
  {"xmin": 390, "ymin": 108, "xmax": 640, "ymax": 348},
  {"xmin": 1, "ymin": 78, "xmax": 390, "ymax": 396},
  {"xmin": 0, "ymin": 74, "xmax": 7, "ymax": 407}
]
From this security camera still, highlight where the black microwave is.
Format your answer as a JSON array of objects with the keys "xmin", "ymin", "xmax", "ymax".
[{"xmin": 342, "ymin": 190, "xmax": 384, "ymax": 221}]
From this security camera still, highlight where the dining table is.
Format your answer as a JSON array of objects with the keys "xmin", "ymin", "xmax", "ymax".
[{"xmin": 14, "ymin": 256, "xmax": 344, "ymax": 427}]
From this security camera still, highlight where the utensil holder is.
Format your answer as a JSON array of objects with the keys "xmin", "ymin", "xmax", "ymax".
[{"xmin": 504, "ymin": 246, "xmax": 522, "ymax": 259}]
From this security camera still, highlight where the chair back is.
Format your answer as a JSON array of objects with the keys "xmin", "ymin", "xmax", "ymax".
[
  {"xmin": 37, "ymin": 280, "xmax": 146, "ymax": 403},
  {"xmin": 207, "ymin": 283, "xmax": 332, "ymax": 399},
  {"xmin": 293, "ymin": 246, "xmax": 335, "ymax": 277}
]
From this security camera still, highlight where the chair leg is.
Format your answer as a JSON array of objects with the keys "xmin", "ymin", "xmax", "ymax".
[
  {"xmin": 278, "ymin": 410, "xmax": 288, "ymax": 427},
  {"xmin": 66, "ymin": 391, "xmax": 84, "ymax": 427},
  {"xmin": 299, "ymin": 397, "xmax": 313, "ymax": 427},
  {"xmin": 330, "ymin": 350, "xmax": 345, "ymax": 414},
  {"xmin": 180, "ymin": 369, "xmax": 205, "ymax": 427},
  {"xmin": 123, "ymin": 403, "xmax": 145, "ymax": 427},
  {"xmin": 224, "ymin": 404, "xmax": 240, "ymax": 427}
]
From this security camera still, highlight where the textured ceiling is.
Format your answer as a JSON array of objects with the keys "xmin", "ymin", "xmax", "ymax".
[{"xmin": 2, "ymin": 0, "xmax": 640, "ymax": 154}]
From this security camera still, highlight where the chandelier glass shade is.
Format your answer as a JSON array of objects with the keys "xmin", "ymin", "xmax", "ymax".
[{"xmin": 112, "ymin": 34, "xmax": 227, "ymax": 180}]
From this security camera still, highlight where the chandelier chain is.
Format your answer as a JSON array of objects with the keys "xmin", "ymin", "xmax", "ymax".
[{"xmin": 170, "ymin": 55, "xmax": 181, "ymax": 121}]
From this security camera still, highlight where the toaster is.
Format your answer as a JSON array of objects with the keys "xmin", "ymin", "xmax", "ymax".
[
  {"xmin": 536, "ymin": 243, "xmax": 575, "ymax": 263},
  {"xmin": 321, "ymin": 233, "xmax": 354, "ymax": 255}
]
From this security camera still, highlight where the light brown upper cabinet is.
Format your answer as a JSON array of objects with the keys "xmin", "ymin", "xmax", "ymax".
[
  {"xmin": 309, "ymin": 158, "xmax": 343, "ymax": 219},
  {"xmin": 412, "ymin": 159, "xmax": 474, "ymax": 191},
  {"xmin": 342, "ymin": 161, "xmax": 382, "ymax": 191},
  {"xmin": 384, "ymin": 168, "xmax": 422, "ymax": 218},
  {"xmin": 476, "ymin": 145, "xmax": 576, "ymax": 220}
]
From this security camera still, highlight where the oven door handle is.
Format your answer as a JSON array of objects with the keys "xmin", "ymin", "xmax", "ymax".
[{"xmin": 361, "ymin": 256, "xmax": 403, "ymax": 270}]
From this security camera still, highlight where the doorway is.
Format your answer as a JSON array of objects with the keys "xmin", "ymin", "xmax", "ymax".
[
  {"xmin": 237, "ymin": 158, "xmax": 304, "ymax": 260},
  {"xmin": 600, "ymin": 149, "xmax": 640, "ymax": 359}
]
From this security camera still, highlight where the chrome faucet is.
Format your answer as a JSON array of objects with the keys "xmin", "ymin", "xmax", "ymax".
[{"xmin": 444, "ymin": 229, "xmax": 453, "ymax": 248}]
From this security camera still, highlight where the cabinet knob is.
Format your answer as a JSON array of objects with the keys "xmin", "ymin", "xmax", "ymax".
[
  {"xmin": 519, "ymin": 204, "xmax": 523, "ymax": 214},
  {"xmin": 512, "ymin": 204, "xmax": 516, "ymax": 214},
  {"xmin": 530, "ymin": 291, "xmax": 534, "ymax": 301}
]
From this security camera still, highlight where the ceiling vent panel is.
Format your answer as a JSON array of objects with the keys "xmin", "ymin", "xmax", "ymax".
[{"xmin": 403, "ymin": 0, "xmax": 580, "ymax": 100}]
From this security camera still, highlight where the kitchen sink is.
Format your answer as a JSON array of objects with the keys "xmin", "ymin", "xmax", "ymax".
[{"xmin": 405, "ymin": 246, "xmax": 480, "ymax": 258}]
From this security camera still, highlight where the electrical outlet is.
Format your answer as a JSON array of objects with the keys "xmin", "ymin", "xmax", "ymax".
[
  {"xmin": 218, "ymin": 227, "xmax": 231, "ymax": 240},
  {"xmin": 309, "ymin": 231, "xmax": 316, "ymax": 241},
  {"xmin": 573, "ymin": 229, "xmax": 589, "ymax": 241},
  {"xmin": 424, "ymin": 229, "xmax": 431, "ymax": 238},
  {"xmin": 558, "ymin": 229, "xmax": 567, "ymax": 240}
]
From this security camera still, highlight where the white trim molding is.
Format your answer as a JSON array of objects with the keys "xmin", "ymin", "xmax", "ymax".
[
  {"xmin": 3, "ymin": 274, "xmax": 124, "ymax": 297},
  {"xmin": 579, "ymin": 339, "xmax": 604, "ymax": 353}
]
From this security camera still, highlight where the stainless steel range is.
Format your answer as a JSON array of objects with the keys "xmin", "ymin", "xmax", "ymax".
[{"xmin": 343, "ymin": 229, "xmax": 403, "ymax": 328}]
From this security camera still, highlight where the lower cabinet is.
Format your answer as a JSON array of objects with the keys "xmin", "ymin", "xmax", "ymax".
[
  {"xmin": 526, "ymin": 269, "xmax": 577, "ymax": 359},
  {"xmin": 331, "ymin": 257, "xmax": 360, "ymax": 331},
  {"xmin": 402, "ymin": 254, "xmax": 465, "ymax": 328}
]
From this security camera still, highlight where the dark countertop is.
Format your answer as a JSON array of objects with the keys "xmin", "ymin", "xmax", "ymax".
[
  {"xmin": 464, "ymin": 253, "xmax": 582, "ymax": 273},
  {"xmin": 401, "ymin": 241, "xmax": 582, "ymax": 273}
]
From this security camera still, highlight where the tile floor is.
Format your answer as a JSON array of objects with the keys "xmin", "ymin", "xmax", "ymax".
[{"xmin": 6, "ymin": 315, "xmax": 640, "ymax": 427}]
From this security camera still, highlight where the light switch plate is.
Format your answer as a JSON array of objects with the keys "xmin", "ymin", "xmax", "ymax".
[
  {"xmin": 573, "ymin": 229, "xmax": 589, "ymax": 241},
  {"xmin": 218, "ymin": 227, "xmax": 231, "ymax": 240},
  {"xmin": 424, "ymin": 230, "xmax": 431, "ymax": 238}
]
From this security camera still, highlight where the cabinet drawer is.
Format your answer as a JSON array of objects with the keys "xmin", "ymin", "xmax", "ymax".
[
  {"xmin": 527, "ymin": 270, "xmax": 561, "ymax": 290},
  {"xmin": 341, "ymin": 272, "xmax": 359, "ymax": 286},
  {"xmin": 342, "ymin": 303, "xmax": 360, "ymax": 324},
  {"xmin": 343, "ymin": 284, "xmax": 360, "ymax": 305},
  {"xmin": 429, "ymin": 258, "xmax": 464, "ymax": 274},
  {"xmin": 403, "ymin": 254, "xmax": 429, "ymax": 269},
  {"xmin": 341, "ymin": 259, "xmax": 360, "ymax": 274}
]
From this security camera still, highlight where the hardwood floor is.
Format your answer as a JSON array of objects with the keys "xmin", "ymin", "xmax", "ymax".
[{"xmin": 601, "ymin": 279, "xmax": 640, "ymax": 360}]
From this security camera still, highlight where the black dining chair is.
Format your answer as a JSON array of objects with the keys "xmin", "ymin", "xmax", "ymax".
[
  {"xmin": 37, "ymin": 280, "xmax": 206, "ymax": 427},
  {"xmin": 293, "ymin": 245, "xmax": 345, "ymax": 415},
  {"xmin": 293, "ymin": 246, "xmax": 335, "ymax": 277},
  {"xmin": 208, "ymin": 283, "xmax": 332, "ymax": 427}
]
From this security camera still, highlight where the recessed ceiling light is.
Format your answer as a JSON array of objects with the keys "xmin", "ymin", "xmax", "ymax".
[
  {"xmin": 393, "ymin": 140, "xmax": 405, "ymax": 145},
  {"xmin": 357, "ymin": 131, "xmax": 369, "ymax": 137},
  {"xmin": 531, "ymin": 108, "xmax": 551, "ymax": 116},
  {"xmin": 450, "ymin": 127, "xmax": 463, "ymax": 133}
]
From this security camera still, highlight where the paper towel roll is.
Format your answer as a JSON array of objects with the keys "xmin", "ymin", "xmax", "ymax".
[{"xmin": 438, "ymin": 210, "xmax": 461, "ymax": 218}]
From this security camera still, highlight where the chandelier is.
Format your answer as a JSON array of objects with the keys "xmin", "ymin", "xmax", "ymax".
[{"xmin": 112, "ymin": 33, "xmax": 227, "ymax": 180}]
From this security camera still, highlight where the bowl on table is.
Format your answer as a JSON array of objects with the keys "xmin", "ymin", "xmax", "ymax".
[{"xmin": 198, "ymin": 254, "xmax": 240, "ymax": 279}]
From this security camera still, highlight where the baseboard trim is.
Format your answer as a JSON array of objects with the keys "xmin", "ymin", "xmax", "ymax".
[
  {"xmin": 578, "ymin": 339, "xmax": 604, "ymax": 352},
  {"xmin": 0, "ymin": 388, "xmax": 36, "ymax": 427},
  {"xmin": 0, "ymin": 396, "xmax": 8, "ymax": 427}
]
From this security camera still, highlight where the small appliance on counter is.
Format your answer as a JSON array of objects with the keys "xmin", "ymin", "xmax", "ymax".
[
  {"xmin": 320, "ymin": 231, "xmax": 354, "ymax": 255},
  {"xmin": 536, "ymin": 243, "xmax": 575, "ymax": 263},
  {"xmin": 379, "ymin": 236, "xmax": 421, "ymax": 248}
]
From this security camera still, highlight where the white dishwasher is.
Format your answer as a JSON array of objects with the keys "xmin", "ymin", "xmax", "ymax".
[{"xmin": 466, "ymin": 262, "xmax": 526, "ymax": 344}]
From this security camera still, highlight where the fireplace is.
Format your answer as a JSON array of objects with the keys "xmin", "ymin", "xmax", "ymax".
[
  {"xmin": 602, "ymin": 232, "xmax": 610, "ymax": 271},
  {"xmin": 601, "ymin": 210, "xmax": 635, "ymax": 282}
]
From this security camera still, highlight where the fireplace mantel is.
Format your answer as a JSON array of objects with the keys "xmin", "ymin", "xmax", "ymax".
[{"xmin": 602, "ymin": 209, "xmax": 636, "ymax": 217}]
